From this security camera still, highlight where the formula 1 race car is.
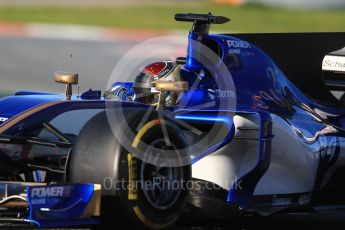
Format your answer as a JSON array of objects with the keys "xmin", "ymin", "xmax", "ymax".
[{"xmin": 0, "ymin": 12, "xmax": 345, "ymax": 229}]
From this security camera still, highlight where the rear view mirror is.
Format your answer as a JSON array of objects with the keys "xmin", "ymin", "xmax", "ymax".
[
  {"xmin": 54, "ymin": 71, "xmax": 78, "ymax": 85},
  {"xmin": 54, "ymin": 71, "xmax": 79, "ymax": 100}
]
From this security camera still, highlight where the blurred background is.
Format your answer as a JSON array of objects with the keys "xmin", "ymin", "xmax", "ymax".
[
  {"xmin": 1, "ymin": 2, "xmax": 345, "ymax": 229},
  {"xmin": 0, "ymin": 0, "xmax": 344, "ymax": 96}
]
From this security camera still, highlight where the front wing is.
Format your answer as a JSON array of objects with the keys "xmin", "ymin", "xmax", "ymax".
[{"xmin": 0, "ymin": 182, "xmax": 100, "ymax": 228}]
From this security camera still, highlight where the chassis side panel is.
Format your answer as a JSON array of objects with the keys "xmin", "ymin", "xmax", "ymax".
[{"xmin": 192, "ymin": 114, "xmax": 318, "ymax": 196}]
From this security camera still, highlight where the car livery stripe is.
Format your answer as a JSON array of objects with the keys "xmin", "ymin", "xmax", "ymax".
[
  {"xmin": 127, "ymin": 119, "xmax": 161, "ymax": 201},
  {"xmin": 0, "ymin": 101, "xmax": 64, "ymax": 133}
]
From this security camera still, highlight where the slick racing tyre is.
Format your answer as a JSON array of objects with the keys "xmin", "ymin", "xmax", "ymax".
[{"xmin": 69, "ymin": 109, "xmax": 191, "ymax": 229}]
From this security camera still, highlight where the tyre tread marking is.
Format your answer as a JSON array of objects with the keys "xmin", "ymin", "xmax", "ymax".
[
  {"xmin": 128, "ymin": 119, "xmax": 160, "ymax": 200},
  {"xmin": 127, "ymin": 153, "xmax": 138, "ymax": 200}
]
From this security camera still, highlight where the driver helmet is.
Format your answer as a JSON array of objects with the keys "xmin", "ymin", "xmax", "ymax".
[{"xmin": 133, "ymin": 61, "xmax": 180, "ymax": 105}]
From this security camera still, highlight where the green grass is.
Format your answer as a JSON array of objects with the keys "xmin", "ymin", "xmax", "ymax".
[{"xmin": 0, "ymin": 2, "xmax": 344, "ymax": 32}]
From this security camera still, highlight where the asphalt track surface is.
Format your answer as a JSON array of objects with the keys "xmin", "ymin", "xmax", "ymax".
[
  {"xmin": 1, "ymin": 210, "xmax": 345, "ymax": 229},
  {"xmin": 1, "ymin": 36, "xmax": 345, "ymax": 229},
  {"xmin": 108, "ymin": 210, "xmax": 344, "ymax": 230},
  {"xmin": 0, "ymin": 36, "xmax": 136, "ymax": 94}
]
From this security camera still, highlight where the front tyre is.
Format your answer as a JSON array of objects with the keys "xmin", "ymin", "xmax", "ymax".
[{"xmin": 69, "ymin": 110, "xmax": 191, "ymax": 230}]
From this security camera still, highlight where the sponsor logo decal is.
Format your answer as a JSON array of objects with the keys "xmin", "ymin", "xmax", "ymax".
[
  {"xmin": 215, "ymin": 89, "xmax": 235, "ymax": 98},
  {"xmin": 227, "ymin": 40, "xmax": 251, "ymax": 49},
  {"xmin": 0, "ymin": 117, "xmax": 8, "ymax": 122},
  {"xmin": 31, "ymin": 186, "xmax": 64, "ymax": 198},
  {"xmin": 227, "ymin": 40, "xmax": 253, "ymax": 56},
  {"xmin": 322, "ymin": 55, "xmax": 345, "ymax": 72},
  {"xmin": 30, "ymin": 186, "xmax": 72, "ymax": 205}
]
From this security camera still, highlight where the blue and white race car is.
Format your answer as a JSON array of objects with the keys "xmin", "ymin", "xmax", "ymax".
[{"xmin": 0, "ymin": 13, "xmax": 345, "ymax": 229}]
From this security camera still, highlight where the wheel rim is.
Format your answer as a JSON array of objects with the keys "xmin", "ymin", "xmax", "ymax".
[{"xmin": 140, "ymin": 139, "xmax": 183, "ymax": 210}]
